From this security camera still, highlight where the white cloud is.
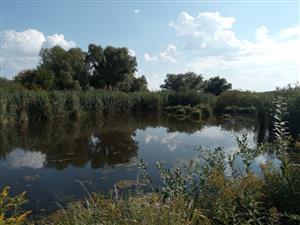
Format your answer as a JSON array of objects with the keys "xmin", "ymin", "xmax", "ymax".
[
  {"xmin": 144, "ymin": 52, "xmax": 158, "ymax": 62},
  {"xmin": 159, "ymin": 44, "xmax": 180, "ymax": 63},
  {"xmin": 144, "ymin": 44, "xmax": 180, "ymax": 63},
  {"xmin": 133, "ymin": 9, "xmax": 140, "ymax": 13},
  {"xmin": 128, "ymin": 48, "xmax": 136, "ymax": 57},
  {"xmin": 255, "ymin": 26, "xmax": 269, "ymax": 42},
  {"xmin": 2, "ymin": 29, "xmax": 46, "ymax": 56},
  {"xmin": 1, "ymin": 29, "xmax": 46, "ymax": 77},
  {"xmin": 169, "ymin": 11, "xmax": 242, "ymax": 53},
  {"xmin": 1, "ymin": 29, "xmax": 76, "ymax": 78},
  {"xmin": 146, "ymin": 73, "xmax": 161, "ymax": 90},
  {"xmin": 168, "ymin": 11, "xmax": 300, "ymax": 91},
  {"xmin": 45, "ymin": 34, "xmax": 76, "ymax": 50},
  {"xmin": 278, "ymin": 26, "xmax": 300, "ymax": 39}
]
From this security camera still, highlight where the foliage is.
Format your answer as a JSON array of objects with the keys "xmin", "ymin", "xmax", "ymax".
[
  {"xmin": 160, "ymin": 73, "xmax": 232, "ymax": 96},
  {"xmin": 87, "ymin": 44, "xmax": 138, "ymax": 90},
  {"xmin": 204, "ymin": 76, "xmax": 232, "ymax": 96},
  {"xmin": 14, "ymin": 44, "xmax": 145, "ymax": 92},
  {"xmin": 0, "ymin": 88, "xmax": 218, "ymax": 124},
  {"xmin": 38, "ymin": 193, "xmax": 210, "ymax": 225},
  {"xmin": 160, "ymin": 72, "xmax": 204, "ymax": 92},
  {"xmin": 214, "ymin": 90, "xmax": 260, "ymax": 113},
  {"xmin": 0, "ymin": 186, "xmax": 30, "ymax": 225},
  {"xmin": 165, "ymin": 104, "xmax": 213, "ymax": 120}
]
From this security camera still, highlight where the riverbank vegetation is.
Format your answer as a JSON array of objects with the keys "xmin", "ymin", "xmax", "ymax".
[
  {"xmin": 1, "ymin": 77, "xmax": 299, "ymax": 142},
  {"xmin": 1, "ymin": 45, "xmax": 299, "ymax": 139},
  {"xmin": 1, "ymin": 100, "xmax": 299, "ymax": 224}
]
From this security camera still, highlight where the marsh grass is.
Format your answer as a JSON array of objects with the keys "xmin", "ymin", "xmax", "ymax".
[{"xmin": 0, "ymin": 89, "xmax": 169, "ymax": 124}]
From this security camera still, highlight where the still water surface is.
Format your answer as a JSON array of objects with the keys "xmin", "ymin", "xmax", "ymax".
[{"xmin": 0, "ymin": 114, "xmax": 257, "ymax": 215}]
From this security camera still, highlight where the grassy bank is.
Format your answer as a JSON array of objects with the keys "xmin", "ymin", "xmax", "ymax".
[
  {"xmin": 1, "ymin": 79, "xmax": 300, "ymax": 140},
  {"xmin": 0, "ymin": 88, "xmax": 166, "ymax": 124},
  {"xmin": 0, "ymin": 79, "xmax": 216, "ymax": 124}
]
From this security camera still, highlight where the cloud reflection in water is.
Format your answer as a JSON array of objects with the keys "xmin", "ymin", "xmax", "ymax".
[{"xmin": 5, "ymin": 148, "xmax": 46, "ymax": 169}]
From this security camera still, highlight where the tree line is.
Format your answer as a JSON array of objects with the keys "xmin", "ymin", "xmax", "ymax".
[{"xmin": 13, "ymin": 44, "xmax": 232, "ymax": 95}]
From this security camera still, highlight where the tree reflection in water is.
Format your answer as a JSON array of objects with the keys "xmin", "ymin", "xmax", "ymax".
[{"xmin": 0, "ymin": 114, "xmax": 259, "ymax": 170}]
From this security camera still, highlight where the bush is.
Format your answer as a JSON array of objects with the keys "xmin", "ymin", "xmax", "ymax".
[{"xmin": 0, "ymin": 186, "xmax": 30, "ymax": 225}]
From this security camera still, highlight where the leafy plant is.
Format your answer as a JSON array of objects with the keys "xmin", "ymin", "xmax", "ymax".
[{"xmin": 0, "ymin": 186, "xmax": 30, "ymax": 225}]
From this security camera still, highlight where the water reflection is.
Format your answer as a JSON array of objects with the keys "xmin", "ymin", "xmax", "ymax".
[
  {"xmin": 0, "ymin": 115, "xmax": 256, "ymax": 170},
  {"xmin": 0, "ymin": 114, "xmax": 258, "ymax": 215},
  {"xmin": 4, "ymin": 148, "xmax": 45, "ymax": 169}
]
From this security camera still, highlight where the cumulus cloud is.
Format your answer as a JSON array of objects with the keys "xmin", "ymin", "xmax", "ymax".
[
  {"xmin": 2, "ymin": 29, "xmax": 46, "ymax": 56},
  {"xmin": 186, "ymin": 26, "xmax": 300, "ymax": 90},
  {"xmin": 1, "ymin": 29, "xmax": 76, "ymax": 78},
  {"xmin": 169, "ymin": 11, "xmax": 242, "ymax": 53},
  {"xmin": 144, "ymin": 44, "xmax": 180, "ymax": 63},
  {"xmin": 45, "ymin": 34, "xmax": 76, "ymax": 50},
  {"xmin": 167, "ymin": 11, "xmax": 300, "ymax": 91}
]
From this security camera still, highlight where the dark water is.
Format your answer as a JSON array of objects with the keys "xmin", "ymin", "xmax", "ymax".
[{"xmin": 0, "ymin": 114, "xmax": 258, "ymax": 215}]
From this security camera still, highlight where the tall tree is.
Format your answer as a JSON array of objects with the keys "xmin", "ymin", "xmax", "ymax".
[
  {"xmin": 39, "ymin": 46, "xmax": 87, "ymax": 90},
  {"xmin": 160, "ymin": 72, "xmax": 204, "ymax": 92},
  {"xmin": 87, "ymin": 44, "xmax": 137, "ymax": 89},
  {"xmin": 86, "ymin": 44, "xmax": 105, "ymax": 88},
  {"xmin": 131, "ymin": 76, "xmax": 148, "ymax": 92},
  {"xmin": 205, "ymin": 76, "xmax": 232, "ymax": 95},
  {"xmin": 15, "ymin": 44, "xmax": 145, "ymax": 92}
]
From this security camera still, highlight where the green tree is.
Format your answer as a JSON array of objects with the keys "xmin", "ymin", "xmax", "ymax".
[
  {"xmin": 131, "ymin": 76, "xmax": 148, "ymax": 92},
  {"xmin": 114, "ymin": 75, "xmax": 148, "ymax": 92},
  {"xmin": 205, "ymin": 76, "xmax": 232, "ymax": 95},
  {"xmin": 38, "ymin": 46, "xmax": 87, "ymax": 90},
  {"xmin": 66, "ymin": 48, "xmax": 89, "ymax": 89},
  {"xmin": 87, "ymin": 44, "xmax": 137, "ymax": 89},
  {"xmin": 15, "ymin": 69, "xmax": 55, "ymax": 90},
  {"xmin": 86, "ymin": 44, "xmax": 105, "ymax": 88},
  {"xmin": 14, "ymin": 44, "xmax": 144, "ymax": 92},
  {"xmin": 34, "ymin": 67, "xmax": 55, "ymax": 90},
  {"xmin": 160, "ymin": 72, "xmax": 204, "ymax": 92},
  {"xmin": 15, "ymin": 69, "xmax": 36, "ymax": 89}
]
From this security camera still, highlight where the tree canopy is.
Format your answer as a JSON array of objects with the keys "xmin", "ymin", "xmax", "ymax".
[
  {"xmin": 160, "ymin": 72, "xmax": 231, "ymax": 95},
  {"xmin": 205, "ymin": 76, "xmax": 232, "ymax": 95},
  {"xmin": 160, "ymin": 72, "xmax": 204, "ymax": 92},
  {"xmin": 15, "ymin": 44, "xmax": 147, "ymax": 92},
  {"xmin": 14, "ymin": 44, "xmax": 231, "ymax": 95}
]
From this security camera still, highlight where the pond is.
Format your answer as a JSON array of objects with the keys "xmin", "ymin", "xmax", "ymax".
[{"xmin": 0, "ymin": 114, "xmax": 259, "ymax": 216}]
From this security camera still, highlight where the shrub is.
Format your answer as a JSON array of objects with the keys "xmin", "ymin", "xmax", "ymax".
[{"xmin": 0, "ymin": 186, "xmax": 30, "ymax": 225}]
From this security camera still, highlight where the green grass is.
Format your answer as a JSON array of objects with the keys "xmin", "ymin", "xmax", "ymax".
[{"xmin": 0, "ymin": 87, "xmax": 216, "ymax": 125}]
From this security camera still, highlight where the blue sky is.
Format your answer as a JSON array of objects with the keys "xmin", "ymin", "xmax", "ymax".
[{"xmin": 1, "ymin": 0, "xmax": 299, "ymax": 91}]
